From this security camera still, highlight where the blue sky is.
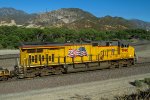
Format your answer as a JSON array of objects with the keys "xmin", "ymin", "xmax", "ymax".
[{"xmin": 0, "ymin": 0, "xmax": 150, "ymax": 22}]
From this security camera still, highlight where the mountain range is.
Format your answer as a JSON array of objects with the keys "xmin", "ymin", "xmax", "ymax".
[{"xmin": 0, "ymin": 7, "xmax": 150, "ymax": 31}]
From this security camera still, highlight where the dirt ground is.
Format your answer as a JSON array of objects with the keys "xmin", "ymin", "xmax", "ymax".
[{"xmin": 1, "ymin": 73, "xmax": 150, "ymax": 100}]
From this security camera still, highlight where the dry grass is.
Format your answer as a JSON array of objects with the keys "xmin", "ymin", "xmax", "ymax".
[{"xmin": 114, "ymin": 89, "xmax": 150, "ymax": 100}]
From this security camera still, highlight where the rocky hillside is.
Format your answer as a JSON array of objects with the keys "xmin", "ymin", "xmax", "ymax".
[
  {"xmin": 0, "ymin": 7, "xmax": 150, "ymax": 31},
  {"xmin": 130, "ymin": 19, "xmax": 150, "ymax": 30},
  {"xmin": 33, "ymin": 8, "xmax": 97, "ymax": 27},
  {"xmin": 0, "ymin": 8, "xmax": 36, "ymax": 25}
]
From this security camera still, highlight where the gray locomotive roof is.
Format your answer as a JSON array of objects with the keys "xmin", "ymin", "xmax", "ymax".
[
  {"xmin": 20, "ymin": 40, "xmax": 128, "ymax": 47},
  {"xmin": 20, "ymin": 42, "xmax": 91, "ymax": 47}
]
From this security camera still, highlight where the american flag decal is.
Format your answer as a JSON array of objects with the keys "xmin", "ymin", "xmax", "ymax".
[{"xmin": 68, "ymin": 47, "xmax": 87, "ymax": 57}]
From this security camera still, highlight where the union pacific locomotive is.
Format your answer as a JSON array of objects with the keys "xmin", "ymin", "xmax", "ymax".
[{"xmin": 12, "ymin": 40, "xmax": 136, "ymax": 78}]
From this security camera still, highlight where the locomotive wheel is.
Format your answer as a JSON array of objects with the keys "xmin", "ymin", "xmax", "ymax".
[
  {"xmin": 114, "ymin": 64, "xmax": 119, "ymax": 68},
  {"xmin": 55, "ymin": 67, "xmax": 63, "ymax": 75},
  {"xmin": 25, "ymin": 72, "xmax": 36, "ymax": 78},
  {"xmin": 51, "ymin": 67, "xmax": 63, "ymax": 75},
  {"xmin": 125, "ymin": 60, "xmax": 131, "ymax": 67},
  {"xmin": 0, "ymin": 76, "xmax": 8, "ymax": 81},
  {"xmin": 109, "ymin": 65, "xmax": 115, "ymax": 69},
  {"xmin": 0, "ymin": 77, "xmax": 2, "ymax": 81},
  {"xmin": 109, "ymin": 62, "xmax": 116, "ymax": 69},
  {"xmin": 17, "ymin": 74, "xmax": 25, "ymax": 79},
  {"xmin": 4, "ymin": 77, "xmax": 8, "ymax": 81},
  {"xmin": 129, "ymin": 59, "xmax": 134, "ymax": 66},
  {"xmin": 118, "ymin": 63, "xmax": 123, "ymax": 68},
  {"xmin": 40, "ymin": 70, "xmax": 50, "ymax": 77}
]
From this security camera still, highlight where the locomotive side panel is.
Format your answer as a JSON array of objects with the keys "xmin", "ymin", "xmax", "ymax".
[
  {"xmin": 47, "ymin": 47, "xmax": 65, "ymax": 65},
  {"xmin": 20, "ymin": 46, "xmax": 67, "ymax": 67},
  {"xmin": 19, "ymin": 43, "xmax": 135, "ymax": 68},
  {"xmin": 20, "ymin": 44, "xmax": 135, "ymax": 66}
]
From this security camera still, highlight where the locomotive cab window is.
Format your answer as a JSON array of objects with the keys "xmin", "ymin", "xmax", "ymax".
[
  {"xmin": 125, "ymin": 44, "xmax": 129, "ymax": 48},
  {"xmin": 106, "ymin": 42, "xmax": 112, "ymax": 46},
  {"xmin": 121, "ymin": 44, "xmax": 124, "ymax": 48},
  {"xmin": 121, "ymin": 44, "xmax": 129, "ymax": 48}
]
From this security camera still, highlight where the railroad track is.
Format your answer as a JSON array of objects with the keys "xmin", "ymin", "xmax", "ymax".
[
  {"xmin": 0, "ymin": 61, "xmax": 150, "ymax": 94},
  {"xmin": 0, "ymin": 61, "xmax": 150, "ymax": 83},
  {"xmin": 136, "ymin": 61, "xmax": 150, "ymax": 66}
]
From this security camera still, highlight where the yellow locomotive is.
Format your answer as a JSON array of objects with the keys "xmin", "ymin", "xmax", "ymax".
[{"xmin": 15, "ymin": 40, "xmax": 136, "ymax": 78}]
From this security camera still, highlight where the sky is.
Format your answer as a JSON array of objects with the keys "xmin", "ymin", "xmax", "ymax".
[{"xmin": 0, "ymin": 0, "xmax": 150, "ymax": 22}]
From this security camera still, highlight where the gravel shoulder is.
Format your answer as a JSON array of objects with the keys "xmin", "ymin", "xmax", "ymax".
[{"xmin": 1, "ymin": 73, "xmax": 150, "ymax": 100}]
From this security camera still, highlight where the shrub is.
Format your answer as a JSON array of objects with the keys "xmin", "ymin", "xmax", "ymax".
[
  {"xmin": 134, "ymin": 80, "xmax": 143, "ymax": 87},
  {"xmin": 144, "ymin": 78, "xmax": 150, "ymax": 85}
]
